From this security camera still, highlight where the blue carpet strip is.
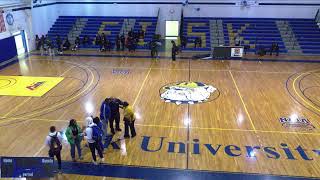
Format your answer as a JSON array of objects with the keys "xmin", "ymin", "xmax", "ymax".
[
  {"xmin": 60, "ymin": 160, "xmax": 316, "ymax": 180},
  {"xmin": 56, "ymin": 135, "xmax": 317, "ymax": 180}
]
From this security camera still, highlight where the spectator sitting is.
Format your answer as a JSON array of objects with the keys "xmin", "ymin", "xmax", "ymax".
[
  {"xmin": 128, "ymin": 29, "xmax": 133, "ymax": 38},
  {"xmin": 137, "ymin": 30, "xmax": 141, "ymax": 39},
  {"xmin": 194, "ymin": 37, "xmax": 202, "ymax": 48},
  {"xmin": 140, "ymin": 29, "xmax": 145, "ymax": 39},
  {"xmin": 95, "ymin": 34, "xmax": 101, "ymax": 47},
  {"xmin": 35, "ymin": 35, "xmax": 40, "ymax": 50},
  {"xmin": 100, "ymin": 39, "xmax": 106, "ymax": 52},
  {"xmin": 244, "ymin": 44, "xmax": 249, "ymax": 55},
  {"xmin": 235, "ymin": 36, "xmax": 241, "ymax": 46},
  {"xmin": 116, "ymin": 35, "xmax": 121, "ymax": 51},
  {"xmin": 40, "ymin": 35, "xmax": 45, "ymax": 45},
  {"xmin": 83, "ymin": 35, "xmax": 90, "ymax": 46},
  {"xmin": 56, "ymin": 35, "xmax": 62, "ymax": 54},
  {"xmin": 258, "ymin": 45, "xmax": 266, "ymax": 56},
  {"xmin": 181, "ymin": 35, "xmax": 187, "ymax": 49},
  {"xmin": 120, "ymin": 34, "xmax": 125, "ymax": 51},
  {"xmin": 72, "ymin": 37, "xmax": 80, "ymax": 51},
  {"xmin": 274, "ymin": 43, "xmax": 279, "ymax": 56},
  {"xmin": 63, "ymin": 39, "xmax": 71, "ymax": 50},
  {"xmin": 104, "ymin": 39, "xmax": 112, "ymax": 51},
  {"xmin": 40, "ymin": 35, "xmax": 46, "ymax": 55},
  {"xmin": 101, "ymin": 33, "xmax": 106, "ymax": 42}
]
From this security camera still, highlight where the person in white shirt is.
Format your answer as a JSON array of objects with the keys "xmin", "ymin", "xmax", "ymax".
[
  {"xmin": 45, "ymin": 126, "xmax": 63, "ymax": 172},
  {"xmin": 84, "ymin": 117, "xmax": 104, "ymax": 165}
]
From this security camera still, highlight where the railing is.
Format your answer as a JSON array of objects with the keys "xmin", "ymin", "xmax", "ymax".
[
  {"xmin": 155, "ymin": 8, "xmax": 161, "ymax": 36},
  {"xmin": 284, "ymin": 21, "xmax": 297, "ymax": 49},
  {"xmin": 315, "ymin": 9, "xmax": 320, "ymax": 23},
  {"xmin": 179, "ymin": 8, "xmax": 184, "ymax": 38}
]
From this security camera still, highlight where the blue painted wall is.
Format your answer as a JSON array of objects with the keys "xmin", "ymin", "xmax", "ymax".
[{"xmin": 0, "ymin": 36, "xmax": 17, "ymax": 64}]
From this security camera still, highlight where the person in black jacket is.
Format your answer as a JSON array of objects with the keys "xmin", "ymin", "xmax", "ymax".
[
  {"xmin": 83, "ymin": 35, "xmax": 90, "ymax": 46},
  {"xmin": 40, "ymin": 35, "xmax": 46, "ymax": 51},
  {"xmin": 150, "ymin": 40, "xmax": 157, "ymax": 59},
  {"xmin": 100, "ymin": 38, "xmax": 105, "ymax": 52},
  {"xmin": 105, "ymin": 39, "xmax": 111, "ymax": 51},
  {"xmin": 195, "ymin": 37, "xmax": 202, "ymax": 48},
  {"xmin": 275, "ymin": 43, "xmax": 279, "ymax": 56},
  {"xmin": 116, "ymin": 35, "xmax": 121, "ymax": 51},
  {"xmin": 36, "ymin": 35, "xmax": 41, "ymax": 50},
  {"xmin": 171, "ymin": 40, "xmax": 178, "ymax": 61},
  {"xmin": 63, "ymin": 39, "xmax": 71, "ymax": 50},
  {"xmin": 120, "ymin": 34, "xmax": 125, "ymax": 51},
  {"xmin": 95, "ymin": 34, "xmax": 101, "ymax": 48},
  {"xmin": 72, "ymin": 37, "xmax": 80, "ymax": 51},
  {"xmin": 56, "ymin": 35, "xmax": 62, "ymax": 54},
  {"xmin": 109, "ymin": 98, "xmax": 123, "ymax": 134},
  {"xmin": 181, "ymin": 35, "xmax": 187, "ymax": 49}
]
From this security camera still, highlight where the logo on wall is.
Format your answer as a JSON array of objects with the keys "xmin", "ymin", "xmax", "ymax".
[
  {"xmin": 26, "ymin": 81, "xmax": 46, "ymax": 91},
  {"xmin": 279, "ymin": 117, "xmax": 315, "ymax": 131},
  {"xmin": 6, "ymin": 13, "xmax": 14, "ymax": 26},
  {"xmin": 159, "ymin": 81, "xmax": 218, "ymax": 105}
]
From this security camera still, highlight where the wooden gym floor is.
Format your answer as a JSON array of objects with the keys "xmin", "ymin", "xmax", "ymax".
[{"xmin": 0, "ymin": 51, "xmax": 320, "ymax": 179}]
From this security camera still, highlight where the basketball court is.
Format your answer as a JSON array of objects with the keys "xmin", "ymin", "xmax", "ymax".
[
  {"xmin": 0, "ymin": 51, "xmax": 320, "ymax": 179},
  {"xmin": 0, "ymin": 0, "xmax": 320, "ymax": 179}
]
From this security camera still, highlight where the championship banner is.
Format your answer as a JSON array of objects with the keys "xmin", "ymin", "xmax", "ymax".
[
  {"xmin": 231, "ymin": 47, "xmax": 244, "ymax": 57},
  {"xmin": 0, "ymin": 76, "xmax": 64, "ymax": 97}
]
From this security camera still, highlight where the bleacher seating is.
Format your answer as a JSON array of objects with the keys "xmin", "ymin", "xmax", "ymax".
[
  {"xmin": 47, "ymin": 16, "xmax": 77, "ymax": 39},
  {"xmin": 221, "ymin": 18, "xmax": 287, "ymax": 54},
  {"xmin": 182, "ymin": 17, "xmax": 288, "ymax": 53},
  {"xmin": 133, "ymin": 18, "xmax": 157, "ymax": 49},
  {"xmin": 47, "ymin": 16, "xmax": 157, "ymax": 49},
  {"xmin": 289, "ymin": 19, "xmax": 320, "ymax": 54},
  {"xmin": 79, "ymin": 17, "xmax": 124, "ymax": 48},
  {"xmin": 183, "ymin": 17, "xmax": 211, "ymax": 51},
  {"xmin": 47, "ymin": 16, "xmax": 320, "ymax": 54}
]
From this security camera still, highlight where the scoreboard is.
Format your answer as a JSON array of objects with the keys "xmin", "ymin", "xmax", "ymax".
[{"xmin": 0, "ymin": 157, "xmax": 55, "ymax": 178}]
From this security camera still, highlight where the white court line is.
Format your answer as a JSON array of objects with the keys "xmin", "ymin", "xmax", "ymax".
[
  {"xmin": 33, "ymin": 110, "xmax": 68, "ymax": 157},
  {"xmin": 33, "ymin": 145, "xmax": 46, "ymax": 157}
]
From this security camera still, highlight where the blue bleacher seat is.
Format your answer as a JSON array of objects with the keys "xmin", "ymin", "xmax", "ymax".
[{"xmin": 47, "ymin": 16, "xmax": 157, "ymax": 49}]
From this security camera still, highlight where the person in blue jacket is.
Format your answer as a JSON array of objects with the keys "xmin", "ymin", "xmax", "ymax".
[
  {"xmin": 92, "ymin": 117, "xmax": 105, "ymax": 152},
  {"xmin": 100, "ymin": 98, "xmax": 111, "ymax": 138}
]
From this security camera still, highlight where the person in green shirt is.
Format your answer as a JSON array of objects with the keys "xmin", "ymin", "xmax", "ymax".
[{"xmin": 65, "ymin": 119, "xmax": 83, "ymax": 162}]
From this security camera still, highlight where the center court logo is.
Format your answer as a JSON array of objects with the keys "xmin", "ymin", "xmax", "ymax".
[
  {"xmin": 26, "ymin": 81, "xmax": 46, "ymax": 91},
  {"xmin": 159, "ymin": 81, "xmax": 218, "ymax": 105}
]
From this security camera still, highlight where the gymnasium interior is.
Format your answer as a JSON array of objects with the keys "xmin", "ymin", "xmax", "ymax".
[{"xmin": 0, "ymin": 0, "xmax": 320, "ymax": 179}]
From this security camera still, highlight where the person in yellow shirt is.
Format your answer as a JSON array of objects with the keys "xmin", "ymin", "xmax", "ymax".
[{"xmin": 122, "ymin": 101, "xmax": 136, "ymax": 138}]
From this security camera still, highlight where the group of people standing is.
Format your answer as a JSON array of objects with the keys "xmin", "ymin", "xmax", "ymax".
[
  {"xmin": 44, "ymin": 97, "xmax": 136, "ymax": 173},
  {"xmin": 256, "ymin": 42, "xmax": 280, "ymax": 56},
  {"xmin": 95, "ymin": 29, "xmax": 145, "ymax": 53}
]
